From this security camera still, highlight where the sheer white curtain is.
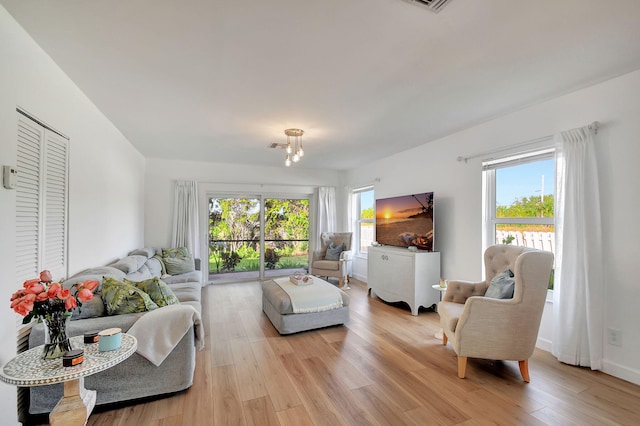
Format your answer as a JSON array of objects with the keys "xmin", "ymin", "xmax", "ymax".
[
  {"xmin": 552, "ymin": 125, "xmax": 603, "ymax": 369},
  {"xmin": 171, "ymin": 180, "xmax": 200, "ymax": 257},
  {"xmin": 315, "ymin": 187, "xmax": 336, "ymax": 250},
  {"xmin": 344, "ymin": 185, "xmax": 353, "ymax": 234}
]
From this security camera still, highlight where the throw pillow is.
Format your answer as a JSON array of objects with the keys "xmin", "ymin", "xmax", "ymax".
[
  {"xmin": 102, "ymin": 277, "xmax": 159, "ymax": 315},
  {"xmin": 484, "ymin": 268, "xmax": 515, "ymax": 299},
  {"xmin": 161, "ymin": 247, "xmax": 196, "ymax": 275},
  {"xmin": 162, "ymin": 247, "xmax": 190, "ymax": 259},
  {"xmin": 325, "ymin": 242, "xmax": 344, "ymax": 261},
  {"xmin": 124, "ymin": 277, "xmax": 180, "ymax": 308},
  {"xmin": 163, "ymin": 254, "xmax": 196, "ymax": 275}
]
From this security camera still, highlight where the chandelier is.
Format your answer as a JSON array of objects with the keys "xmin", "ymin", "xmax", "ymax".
[{"xmin": 284, "ymin": 128, "xmax": 304, "ymax": 167}]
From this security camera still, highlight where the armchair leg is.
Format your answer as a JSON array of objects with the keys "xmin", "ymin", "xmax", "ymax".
[
  {"xmin": 339, "ymin": 277, "xmax": 350, "ymax": 290},
  {"xmin": 457, "ymin": 356, "xmax": 467, "ymax": 379},
  {"xmin": 518, "ymin": 360, "xmax": 530, "ymax": 383},
  {"xmin": 442, "ymin": 333, "xmax": 447, "ymax": 345}
]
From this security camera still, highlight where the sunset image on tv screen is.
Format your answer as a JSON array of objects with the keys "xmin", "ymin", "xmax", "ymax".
[{"xmin": 375, "ymin": 192, "xmax": 434, "ymax": 251}]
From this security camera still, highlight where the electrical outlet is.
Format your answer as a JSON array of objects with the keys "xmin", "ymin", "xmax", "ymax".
[{"xmin": 608, "ymin": 328, "xmax": 622, "ymax": 347}]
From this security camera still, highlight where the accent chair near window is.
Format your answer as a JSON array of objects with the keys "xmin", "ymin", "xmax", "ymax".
[
  {"xmin": 438, "ymin": 244, "xmax": 554, "ymax": 382},
  {"xmin": 310, "ymin": 232, "xmax": 353, "ymax": 289}
]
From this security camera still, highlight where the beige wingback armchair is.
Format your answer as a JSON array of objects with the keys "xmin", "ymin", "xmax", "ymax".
[
  {"xmin": 438, "ymin": 244, "xmax": 554, "ymax": 382},
  {"xmin": 310, "ymin": 232, "xmax": 353, "ymax": 289}
]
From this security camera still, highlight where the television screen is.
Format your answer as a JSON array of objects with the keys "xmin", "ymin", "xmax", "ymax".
[{"xmin": 375, "ymin": 192, "xmax": 434, "ymax": 251}]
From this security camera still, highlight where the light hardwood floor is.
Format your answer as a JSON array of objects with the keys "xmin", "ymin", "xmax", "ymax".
[{"xmin": 83, "ymin": 278, "xmax": 640, "ymax": 426}]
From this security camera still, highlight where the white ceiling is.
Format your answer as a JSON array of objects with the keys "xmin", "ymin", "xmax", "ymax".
[{"xmin": 4, "ymin": 0, "xmax": 640, "ymax": 170}]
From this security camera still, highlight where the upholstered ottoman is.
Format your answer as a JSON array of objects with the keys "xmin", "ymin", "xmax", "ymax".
[{"xmin": 262, "ymin": 277, "xmax": 350, "ymax": 334}]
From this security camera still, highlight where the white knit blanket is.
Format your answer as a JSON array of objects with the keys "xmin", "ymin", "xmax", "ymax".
[
  {"xmin": 128, "ymin": 304, "xmax": 204, "ymax": 366},
  {"xmin": 273, "ymin": 277, "xmax": 343, "ymax": 314}
]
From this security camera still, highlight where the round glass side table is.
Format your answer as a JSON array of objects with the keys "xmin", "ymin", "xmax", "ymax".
[{"xmin": 1, "ymin": 333, "xmax": 136, "ymax": 426}]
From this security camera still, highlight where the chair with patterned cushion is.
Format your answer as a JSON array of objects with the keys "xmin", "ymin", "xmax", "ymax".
[
  {"xmin": 438, "ymin": 244, "xmax": 554, "ymax": 382},
  {"xmin": 310, "ymin": 232, "xmax": 353, "ymax": 289}
]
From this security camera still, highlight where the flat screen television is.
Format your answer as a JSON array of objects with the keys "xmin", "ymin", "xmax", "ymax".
[{"xmin": 375, "ymin": 192, "xmax": 434, "ymax": 251}]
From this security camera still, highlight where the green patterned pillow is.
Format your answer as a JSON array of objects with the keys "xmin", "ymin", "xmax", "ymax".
[
  {"xmin": 102, "ymin": 277, "xmax": 159, "ymax": 315},
  {"xmin": 161, "ymin": 247, "xmax": 195, "ymax": 275},
  {"xmin": 162, "ymin": 247, "xmax": 189, "ymax": 259},
  {"xmin": 124, "ymin": 277, "xmax": 180, "ymax": 307},
  {"xmin": 163, "ymin": 255, "xmax": 195, "ymax": 275}
]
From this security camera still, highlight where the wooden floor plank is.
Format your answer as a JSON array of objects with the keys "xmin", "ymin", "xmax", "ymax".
[
  {"xmin": 229, "ymin": 337, "xmax": 269, "ymax": 402},
  {"xmin": 211, "ymin": 364, "xmax": 245, "ymax": 426},
  {"xmin": 243, "ymin": 396, "xmax": 280, "ymax": 426},
  {"xmin": 250, "ymin": 339, "xmax": 302, "ymax": 411},
  {"xmin": 276, "ymin": 405, "xmax": 315, "ymax": 426}
]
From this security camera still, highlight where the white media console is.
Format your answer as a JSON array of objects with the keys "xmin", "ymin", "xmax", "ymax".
[{"xmin": 367, "ymin": 245, "xmax": 441, "ymax": 316}]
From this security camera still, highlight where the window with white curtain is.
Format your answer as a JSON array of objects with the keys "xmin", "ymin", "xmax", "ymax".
[
  {"xmin": 352, "ymin": 186, "xmax": 374, "ymax": 256},
  {"xmin": 482, "ymin": 149, "xmax": 555, "ymax": 266}
]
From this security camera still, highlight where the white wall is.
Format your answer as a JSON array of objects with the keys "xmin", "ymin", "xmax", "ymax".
[
  {"xmin": 144, "ymin": 158, "xmax": 343, "ymax": 257},
  {"xmin": 0, "ymin": 7, "xmax": 146, "ymax": 422},
  {"xmin": 346, "ymin": 69, "xmax": 640, "ymax": 385}
]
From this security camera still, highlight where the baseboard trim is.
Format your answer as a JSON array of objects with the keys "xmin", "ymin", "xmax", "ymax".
[
  {"xmin": 536, "ymin": 337, "xmax": 552, "ymax": 353},
  {"xmin": 602, "ymin": 359, "xmax": 640, "ymax": 386},
  {"xmin": 534, "ymin": 343, "xmax": 640, "ymax": 386},
  {"xmin": 353, "ymin": 273, "xmax": 367, "ymax": 282}
]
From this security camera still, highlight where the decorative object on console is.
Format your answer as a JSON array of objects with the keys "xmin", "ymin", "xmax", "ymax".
[
  {"xmin": 10, "ymin": 270, "xmax": 98, "ymax": 359},
  {"xmin": 375, "ymin": 192, "xmax": 434, "ymax": 251}
]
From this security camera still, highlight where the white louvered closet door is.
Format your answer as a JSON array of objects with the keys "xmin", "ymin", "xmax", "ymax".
[{"xmin": 15, "ymin": 112, "xmax": 69, "ymax": 293}]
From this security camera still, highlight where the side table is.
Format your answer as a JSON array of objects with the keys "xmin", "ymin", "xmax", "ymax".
[
  {"xmin": 0, "ymin": 333, "xmax": 137, "ymax": 426},
  {"xmin": 432, "ymin": 284, "xmax": 448, "ymax": 340}
]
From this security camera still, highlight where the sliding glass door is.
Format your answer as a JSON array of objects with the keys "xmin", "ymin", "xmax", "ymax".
[
  {"xmin": 208, "ymin": 195, "xmax": 309, "ymax": 283},
  {"xmin": 263, "ymin": 198, "xmax": 309, "ymax": 279}
]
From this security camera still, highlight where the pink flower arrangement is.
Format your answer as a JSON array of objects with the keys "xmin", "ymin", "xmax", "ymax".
[{"xmin": 10, "ymin": 270, "xmax": 99, "ymax": 324}]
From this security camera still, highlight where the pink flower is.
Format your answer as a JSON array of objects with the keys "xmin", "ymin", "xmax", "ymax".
[
  {"xmin": 39, "ymin": 270, "xmax": 53, "ymax": 283},
  {"xmin": 80, "ymin": 280, "xmax": 99, "ymax": 292},
  {"xmin": 23, "ymin": 278, "xmax": 40, "ymax": 288},
  {"xmin": 58, "ymin": 288, "xmax": 71, "ymax": 300},
  {"xmin": 77, "ymin": 288, "xmax": 94, "ymax": 303},
  {"xmin": 65, "ymin": 297, "xmax": 77, "ymax": 310},
  {"xmin": 47, "ymin": 282, "xmax": 62, "ymax": 299},
  {"xmin": 10, "ymin": 290, "xmax": 24, "ymax": 301},
  {"xmin": 11, "ymin": 294, "xmax": 35, "ymax": 316},
  {"xmin": 23, "ymin": 282, "xmax": 45, "ymax": 295},
  {"xmin": 35, "ymin": 292, "xmax": 49, "ymax": 302}
]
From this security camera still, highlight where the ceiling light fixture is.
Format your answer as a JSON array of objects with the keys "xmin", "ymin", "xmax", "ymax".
[{"xmin": 283, "ymin": 128, "xmax": 304, "ymax": 167}]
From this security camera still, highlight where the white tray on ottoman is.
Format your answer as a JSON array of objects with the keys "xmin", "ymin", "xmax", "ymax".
[{"xmin": 261, "ymin": 277, "xmax": 350, "ymax": 335}]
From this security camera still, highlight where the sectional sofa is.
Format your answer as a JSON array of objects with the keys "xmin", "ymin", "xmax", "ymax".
[{"xmin": 27, "ymin": 248, "xmax": 204, "ymax": 415}]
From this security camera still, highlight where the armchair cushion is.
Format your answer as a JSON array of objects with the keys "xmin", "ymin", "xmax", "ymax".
[
  {"xmin": 325, "ymin": 243, "xmax": 344, "ymax": 260},
  {"xmin": 484, "ymin": 268, "xmax": 515, "ymax": 299},
  {"xmin": 442, "ymin": 280, "xmax": 488, "ymax": 304},
  {"xmin": 313, "ymin": 260, "xmax": 340, "ymax": 271}
]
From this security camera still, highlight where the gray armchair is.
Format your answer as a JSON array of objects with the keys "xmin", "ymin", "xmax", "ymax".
[
  {"xmin": 438, "ymin": 244, "xmax": 554, "ymax": 382},
  {"xmin": 310, "ymin": 232, "xmax": 353, "ymax": 289}
]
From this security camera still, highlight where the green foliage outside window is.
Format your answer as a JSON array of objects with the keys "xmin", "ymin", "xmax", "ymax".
[{"xmin": 496, "ymin": 194, "xmax": 554, "ymax": 219}]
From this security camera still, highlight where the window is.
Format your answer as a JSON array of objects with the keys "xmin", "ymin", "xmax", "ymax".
[
  {"xmin": 353, "ymin": 187, "xmax": 374, "ymax": 255},
  {"xmin": 483, "ymin": 149, "xmax": 555, "ymax": 256}
]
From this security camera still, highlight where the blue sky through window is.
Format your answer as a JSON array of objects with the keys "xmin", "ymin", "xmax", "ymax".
[
  {"xmin": 360, "ymin": 190, "xmax": 374, "ymax": 212},
  {"xmin": 496, "ymin": 159, "xmax": 554, "ymax": 206}
]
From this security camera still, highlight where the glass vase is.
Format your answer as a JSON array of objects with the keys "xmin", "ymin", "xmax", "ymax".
[{"xmin": 41, "ymin": 312, "xmax": 72, "ymax": 359}]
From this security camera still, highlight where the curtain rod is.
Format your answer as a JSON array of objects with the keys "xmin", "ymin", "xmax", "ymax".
[{"xmin": 456, "ymin": 121, "xmax": 600, "ymax": 163}]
